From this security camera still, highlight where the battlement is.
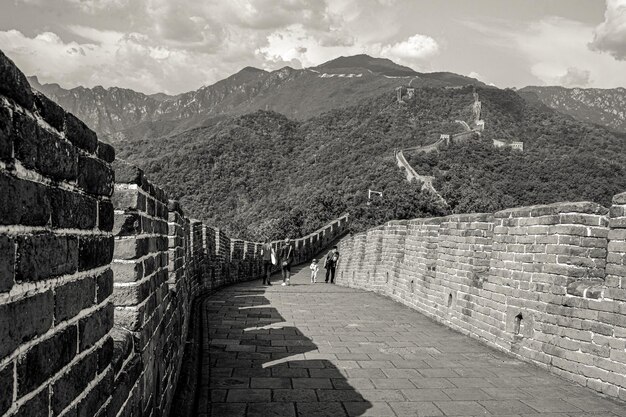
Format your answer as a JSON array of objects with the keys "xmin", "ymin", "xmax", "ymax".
[
  {"xmin": 336, "ymin": 195, "xmax": 626, "ymax": 401},
  {"xmin": 0, "ymin": 51, "xmax": 349, "ymax": 417}
]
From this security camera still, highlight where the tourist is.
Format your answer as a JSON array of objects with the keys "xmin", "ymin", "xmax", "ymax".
[
  {"xmin": 260, "ymin": 238, "xmax": 275, "ymax": 285},
  {"xmin": 325, "ymin": 246, "xmax": 340, "ymax": 283},
  {"xmin": 279, "ymin": 238, "xmax": 294, "ymax": 286},
  {"xmin": 309, "ymin": 259, "xmax": 319, "ymax": 284}
]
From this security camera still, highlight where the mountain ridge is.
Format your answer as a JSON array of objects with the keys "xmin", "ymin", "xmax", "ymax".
[{"xmin": 27, "ymin": 54, "xmax": 485, "ymax": 137}]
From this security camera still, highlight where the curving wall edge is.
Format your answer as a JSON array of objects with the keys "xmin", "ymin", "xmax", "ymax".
[
  {"xmin": 336, "ymin": 197, "xmax": 626, "ymax": 402},
  {"xmin": 0, "ymin": 50, "xmax": 349, "ymax": 417}
]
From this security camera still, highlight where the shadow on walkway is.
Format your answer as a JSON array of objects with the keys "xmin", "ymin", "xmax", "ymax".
[{"xmin": 205, "ymin": 287, "xmax": 372, "ymax": 416}]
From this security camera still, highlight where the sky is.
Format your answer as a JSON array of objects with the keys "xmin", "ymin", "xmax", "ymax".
[{"xmin": 0, "ymin": 0, "xmax": 625, "ymax": 95}]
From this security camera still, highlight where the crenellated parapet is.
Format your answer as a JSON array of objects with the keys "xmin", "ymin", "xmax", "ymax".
[{"xmin": 0, "ymin": 50, "xmax": 349, "ymax": 417}]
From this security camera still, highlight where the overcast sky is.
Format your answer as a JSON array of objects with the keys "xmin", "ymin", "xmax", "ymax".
[{"xmin": 0, "ymin": 0, "xmax": 625, "ymax": 94}]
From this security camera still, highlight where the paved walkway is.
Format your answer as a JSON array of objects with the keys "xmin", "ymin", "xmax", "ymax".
[{"xmin": 198, "ymin": 264, "xmax": 626, "ymax": 416}]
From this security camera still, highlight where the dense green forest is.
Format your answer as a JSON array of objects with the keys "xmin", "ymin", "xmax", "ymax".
[
  {"xmin": 115, "ymin": 86, "xmax": 626, "ymax": 240},
  {"xmin": 406, "ymin": 88, "xmax": 626, "ymax": 213}
]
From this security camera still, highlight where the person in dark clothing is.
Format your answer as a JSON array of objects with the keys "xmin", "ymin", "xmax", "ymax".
[
  {"xmin": 325, "ymin": 246, "xmax": 339, "ymax": 283},
  {"xmin": 260, "ymin": 238, "xmax": 275, "ymax": 285},
  {"xmin": 279, "ymin": 238, "xmax": 295, "ymax": 286}
]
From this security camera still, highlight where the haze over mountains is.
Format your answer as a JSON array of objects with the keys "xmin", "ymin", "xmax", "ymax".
[{"xmin": 28, "ymin": 55, "xmax": 484, "ymax": 140}]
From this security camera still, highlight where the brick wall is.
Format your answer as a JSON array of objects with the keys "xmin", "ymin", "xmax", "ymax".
[
  {"xmin": 0, "ymin": 50, "xmax": 115, "ymax": 417},
  {"xmin": 0, "ymin": 50, "xmax": 352, "ymax": 417},
  {"xmin": 336, "ymin": 197, "xmax": 626, "ymax": 401}
]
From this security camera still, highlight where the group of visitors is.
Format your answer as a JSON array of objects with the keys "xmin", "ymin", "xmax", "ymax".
[{"xmin": 259, "ymin": 238, "xmax": 340, "ymax": 286}]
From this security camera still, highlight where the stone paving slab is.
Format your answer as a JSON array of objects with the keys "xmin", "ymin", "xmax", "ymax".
[{"xmin": 197, "ymin": 264, "xmax": 626, "ymax": 416}]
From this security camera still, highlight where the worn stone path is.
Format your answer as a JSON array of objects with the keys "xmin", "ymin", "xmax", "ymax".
[{"xmin": 198, "ymin": 263, "xmax": 626, "ymax": 416}]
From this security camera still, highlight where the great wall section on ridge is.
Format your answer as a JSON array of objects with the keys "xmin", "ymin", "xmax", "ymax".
[
  {"xmin": 395, "ymin": 88, "xmax": 523, "ymax": 202},
  {"xmin": 0, "ymin": 51, "xmax": 349, "ymax": 417},
  {"xmin": 2, "ymin": 47, "xmax": 626, "ymax": 416}
]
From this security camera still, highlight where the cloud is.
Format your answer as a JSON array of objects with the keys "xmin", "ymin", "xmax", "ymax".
[
  {"xmin": 465, "ymin": 17, "xmax": 626, "ymax": 88},
  {"xmin": 379, "ymin": 34, "xmax": 439, "ymax": 64},
  {"xmin": 556, "ymin": 67, "xmax": 592, "ymax": 87},
  {"xmin": 589, "ymin": 0, "xmax": 626, "ymax": 60},
  {"xmin": 0, "ymin": 29, "xmax": 229, "ymax": 94}
]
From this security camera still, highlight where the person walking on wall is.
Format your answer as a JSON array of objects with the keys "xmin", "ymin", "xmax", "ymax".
[
  {"xmin": 325, "ymin": 246, "xmax": 339, "ymax": 284},
  {"xmin": 280, "ymin": 238, "xmax": 295, "ymax": 286},
  {"xmin": 309, "ymin": 259, "xmax": 319, "ymax": 284},
  {"xmin": 260, "ymin": 238, "xmax": 276, "ymax": 285}
]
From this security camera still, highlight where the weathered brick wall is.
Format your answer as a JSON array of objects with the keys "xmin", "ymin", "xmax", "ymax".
[
  {"xmin": 0, "ymin": 50, "xmax": 115, "ymax": 417},
  {"xmin": 0, "ymin": 51, "xmax": 353, "ymax": 417},
  {"xmin": 336, "ymin": 197, "xmax": 626, "ymax": 401}
]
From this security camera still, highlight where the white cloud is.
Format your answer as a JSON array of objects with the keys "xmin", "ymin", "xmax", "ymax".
[
  {"xmin": 379, "ymin": 34, "xmax": 439, "ymax": 65},
  {"xmin": 0, "ymin": 29, "xmax": 227, "ymax": 94},
  {"xmin": 465, "ymin": 16, "xmax": 626, "ymax": 88},
  {"xmin": 589, "ymin": 0, "xmax": 626, "ymax": 60}
]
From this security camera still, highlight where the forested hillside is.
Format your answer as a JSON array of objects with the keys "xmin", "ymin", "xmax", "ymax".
[
  {"xmin": 115, "ymin": 86, "xmax": 626, "ymax": 240},
  {"xmin": 406, "ymin": 88, "xmax": 626, "ymax": 213}
]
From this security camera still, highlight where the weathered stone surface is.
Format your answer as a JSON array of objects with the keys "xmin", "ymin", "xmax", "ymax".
[
  {"xmin": 54, "ymin": 276, "xmax": 96, "ymax": 323},
  {"xmin": 0, "ymin": 363, "xmax": 12, "ymax": 415},
  {"xmin": 0, "ymin": 235, "xmax": 15, "ymax": 292},
  {"xmin": 0, "ymin": 173, "xmax": 51, "ymax": 226},
  {"xmin": 77, "ymin": 155, "xmax": 114, "ymax": 196},
  {"xmin": 50, "ymin": 188, "xmax": 97, "ymax": 230},
  {"xmin": 78, "ymin": 303, "xmax": 114, "ymax": 351},
  {"xmin": 78, "ymin": 236, "xmax": 113, "ymax": 271},
  {"xmin": 16, "ymin": 234, "xmax": 78, "ymax": 282},
  {"xmin": 0, "ymin": 105, "xmax": 12, "ymax": 161},
  {"xmin": 17, "ymin": 325, "xmax": 77, "ymax": 396},
  {"xmin": 0, "ymin": 50, "xmax": 34, "ymax": 110},
  {"xmin": 51, "ymin": 349, "xmax": 98, "ymax": 415},
  {"xmin": 64, "ymin": 112, "xmax": 97, "ymax": 153}
]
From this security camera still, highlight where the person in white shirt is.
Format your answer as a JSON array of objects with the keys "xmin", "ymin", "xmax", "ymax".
[{"xmin": 309, "ymin": 259, "xmax": 319, "ymax": 284}]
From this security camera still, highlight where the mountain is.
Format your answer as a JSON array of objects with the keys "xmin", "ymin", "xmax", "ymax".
[
  {"xmin": 27, "ymin": 54, "xmax": 485, "ymax": 138},
  {"xmin": 314, "ymin": 54, "xmax": 418, "ymax": 76},
  {"xmin": 518, "ymin": 86, "xmax": 626, "ymax": 133},
  {"xmin": 113, "ymin": 85, "xmax": 626, "ymax": 240}
]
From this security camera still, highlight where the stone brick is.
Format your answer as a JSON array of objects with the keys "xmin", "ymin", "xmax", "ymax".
[
  {"xmin": 0, "ymin": 363, "xmax": 13, "ymax": 415},
  {"xmin": 0, "ymin": 291, "xmax": 53, "ymax": 359},
  {"xmin": 75, "ymin": 368, "xmax": 113, "ymax": 417},
  {"xmin": 51, "ymin": 349, "xmax": 98, "ymax": 415},
  {"xmin": 0, "ymin": 50, "xmax": 34, "ymax": 110},
  {"xmin": 17, "ymin": 241, "xmax": 71, "ymax": 288},
  {"xmin": 0, "ymin": 172, "xmax": 51, "ymax": 227},
  {"xmin": 78, "ymin": 236, "xmax": 113, "ymax": 271},
  {"xmin": 14, "ymin": 124, "xmax": 77, "ymax": 181},
  {"xmin": 0, "ymin": 105, "xmax": 12, "ymax": 161},
  {"xmin": 96, "ymin": 142, "xmax": 115, "ymax": 163},
  {"xmin": 77, "ymin": 156, "xmax": 114, "ymax": 196},
  {"xmin": 13, "ymin": 388, "xmax": 48, "ymax": 417},
  {"xmin": 111, "ymin": 261, "xmax": 143, "ymax": 283},
  {"xmin": 50, "ymin": 188, "xmax": 97, "ymax": 230},
  {"xmin": 54, "ymin": 276, "xmax": 96, "ymax": 323},
  {"xmin": 17, "ymin": 325, "xmax": 77, "ymax": 396},
  {"xmin": 97, "ymin": 336, "xmax": 113, "ymax": 374},
  {"xmin": 113, "ymin": 237, "xmax": 148, "ymax": 260},
  {"xmin": 0, "ymin": 235, "xmax": 15, "ymax": 292},
  {"xmin": 33, "ymin": 91, "xmax": 64, "ymax": 132},
  {"xmin": 64, "ymin": 112, "xmax": 97, "ymax": 153},
  {"xmin": 112, "ymin": 159, "xmax": 143, "ymax": 184},
  {"xmin": 78, "ymin": 303, "xmax": 114, "ymax": 352},
  {"xmin": 98, "ymin": 201, "xmax": 114, "ymax": 232},
  {"xmin": 113, "ymin": 213, "xmax": 141, "ymax": 236},
  {"xmin": 96, "ymin": 269, "xmax": 113, "ymax": 303}
]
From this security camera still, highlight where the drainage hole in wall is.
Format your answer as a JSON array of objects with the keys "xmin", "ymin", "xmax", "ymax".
[
  {"xmin": 514, "ymin": 313, "xmax": 523, "ymax": 335},
  {"xmin": 447, "ymin": 293, "xmax": 453, "ymax": 307}
]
